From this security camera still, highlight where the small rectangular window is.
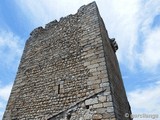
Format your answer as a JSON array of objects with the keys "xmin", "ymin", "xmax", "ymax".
[{"xmin": 58, "ymin": 84, "xmax": 60, "ymax": 94}]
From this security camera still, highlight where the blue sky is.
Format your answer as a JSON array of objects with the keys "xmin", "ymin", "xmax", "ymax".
[{"xmin": 0, "ymin": 0, "xmax": 160, "ymax": 119}]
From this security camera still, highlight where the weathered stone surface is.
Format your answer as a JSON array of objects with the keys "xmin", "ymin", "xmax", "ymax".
[
  {"xmin": 103, "ymin": 102, "xmax": 113, "ymax": 107},
  {"xmin": 92, "ymin": 113, "xmax": 103, "ymax": 119},
  {"xmin": 107, "ymin": 107, "xmax": 114, "ymax": 112},
  {"xmin": 3, "ymin": 1, "xmax": 132, "ymax": 120},
  {"xmin": 98, "ymin": 96, "xmax": 106, "ymax": 102},
  {"xmin": 107, "ymin": 95, "xmax": 112, "ymax": 101},
  {"xmin": 93, "ymin": 103, "xmax": 103, "ymax": 108},
  {"xmin": 84, "ymin": 110, "xmax": 93, "ymax": 119},
  {"xmin": 85, "ymin": 97, "xmax": 98, "ymax": 105}
]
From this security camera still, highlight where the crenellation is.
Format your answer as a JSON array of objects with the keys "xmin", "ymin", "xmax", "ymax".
[
  {"xmin": 45, "ymin": 20, "xmax": 58, "ymax": 29},
  {"xmin": 30, "ymin": 26, "xmax": 44, "ymax": 37}
]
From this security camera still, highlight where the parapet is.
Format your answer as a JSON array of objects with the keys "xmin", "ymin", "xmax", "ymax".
[
  {"xmin": 29, "ymin": 1, "xmax": 98, "ymax": 39},
  {"xmin": 45, "ymin": 20, "xmax": 58, "ymax": 29},
  {"xmin": 30, "ymin": 26, "xmax": 44, "ymax": 37}
]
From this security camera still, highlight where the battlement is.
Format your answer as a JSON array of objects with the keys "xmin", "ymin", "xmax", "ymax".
[
  {"xmin": 45, "ymin": 20, "xmax": 58, "ymax": 29},
  {"xmin": 29, "ymin": 2, "xmax": 97, "ymax": 38}
]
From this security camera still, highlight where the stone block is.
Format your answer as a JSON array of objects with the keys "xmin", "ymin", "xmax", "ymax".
[
  {"xmin": 100, "ymin": 82, "xmax": 109, "ymax": 87},
  {"xmin": 95, "ymin": 108, "xmax": 106, "ymax": 114},
  {"xmin": 107, "ymin": 95, "xmax": 112, "ymax": 101},
  {"xmin": 94, "ymin": 79, "xmax": 101, "ymax": 84},
  {"xmin": 88, "ymin": 63, "xmax": 99, "ymax": 69},
  {"xmin": 87, "ymin": 80, "xmax": 94, "ymax": 86},
  {"xmin": 92, "ymin": 113, "xmax": 102, "ymax": 119},
  {"xmin": 107, "ymin": 107, "xmax": 114, "ymax": 112},
  {"xmin": 89, "ymin": 68, "xmax": 97, "ymax": 72},
  {"xmin": 93, "ymin": 103, "xmax": 103, "ymax": 108},
  {"xmin": 85, "ymin": 97, "xmax": 98, "ymax": 105},
  {"xmin": 84, "ymin": 110, "xmax": 93, "ymax": 119},
  {"xmin": 101, "ymin": 77, "xmax": 109, "ymax": 82},
  {"xmin": 103, "ymin": 102, "xmax": 113, "ymax": 107},
  {"xmin": 98, "ymin": 96, "xmax": 106, "ymax": 102},
  {"xmin": 84, "ymin": 61, "xmax": 90, "ymax": 66}
]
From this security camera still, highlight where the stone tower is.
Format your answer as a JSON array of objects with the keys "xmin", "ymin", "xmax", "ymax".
[{"xmin": 3, "ymin": 2, "xmax": 132, "ymax": 120}]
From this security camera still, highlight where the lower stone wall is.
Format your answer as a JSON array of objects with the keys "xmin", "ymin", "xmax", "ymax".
[{"xmin": 48, "ymin": 89, "xmax": 115, "ymax": 120}]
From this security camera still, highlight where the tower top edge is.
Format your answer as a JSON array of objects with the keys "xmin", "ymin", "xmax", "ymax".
[{"xmin": 29, "ymin": 1, "xmax": 98, "ymax": 37}]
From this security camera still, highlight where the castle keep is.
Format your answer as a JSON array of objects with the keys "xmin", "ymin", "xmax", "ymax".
[{"xmin": 3, "ymin": 2, "xmax": 132, "ymax": 120}]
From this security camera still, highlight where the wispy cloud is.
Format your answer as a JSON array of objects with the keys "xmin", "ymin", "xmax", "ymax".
[
  {"xmin": 0, "ymin": 83, "xmax": 12, "ymax": 101},
  {"xmin": 136, "ymin": 0, "xmax": 160, "ymax": 72},
  {"xmin": 139, "ymin": 28, "xmax": 160, "ymax": 71},
  {"xmin": 96, "ymin": 0, "xmax": 140, "ymax": 70},
  {"xmin": 0, "ymin": 83, "xmax": 13, "ymax": 119},
  {"xmin": 0, "ymin": 30, "xmax": 23, "ymax": 69},
  {"xmin": 98, "ymin": 0, "xmax": 160, "ymax": 72},
  {"xmin": 128, "ymin": 81, "xmax": 160, "ymax": 116},
  {"xmin": 16, "ymin": 0, "xmax": 93, "ymax": 27}
]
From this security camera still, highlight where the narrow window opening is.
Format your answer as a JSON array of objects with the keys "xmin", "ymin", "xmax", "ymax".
[{"xmin": 58, "ymin": 84, "xmax": 60, "ymax": 94}]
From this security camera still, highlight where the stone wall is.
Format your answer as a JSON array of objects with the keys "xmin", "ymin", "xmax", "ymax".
[
  {"xmin": 98, "ymin": 15, "xmax": 132, "ymax": 120},
  {"xmin": 3, "ymin": 2, "xmax": 132, "ymax": 120}
]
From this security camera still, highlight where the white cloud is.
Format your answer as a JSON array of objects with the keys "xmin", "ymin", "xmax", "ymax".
[
  {"xmin": 0, "ymin": 102, "xmax": 3, "ymax": 109},
  {"xmin": 128, "ymin": 81, "xmax": 160, "ymax": 120},
  {"xmin": 0, "ymin": 83, "xmax": 12, "ymax": 101},
  {"xmin": 0, "ymin": 111, "xmax": 3, "ymax": 120},
  {"xmin": 135, "ymin": 0, "xmax": 160, "ymax": 72},
  {"xmin": 139, "ymin": 0, "xmax": 160, "ymax": 36},
  {"xmin": 0, "ymin": 30, "xmax": 23, "ymax": 69},
  {"xmin": 16, "ymin": 0, "xmax": 94, "ymax": 27},
  {"xmin": 96, "ymin": 0, "xmax": 140, "ymax": 70},
  {"xmin": 98, "ymin": 0, "xmax": 160, "ymax": 71},
  {"xmin": 139, "ymin": 28, "xmax": 160, "ymax": 71},
  {"xmin": 0, "ymin": 83, "xmax": 13, "ymax": 120}
]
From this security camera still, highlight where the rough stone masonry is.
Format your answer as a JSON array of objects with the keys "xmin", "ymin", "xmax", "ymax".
[{"xmin": 3, "ymin": 1, "xmax": 132, "ymax": 120}]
